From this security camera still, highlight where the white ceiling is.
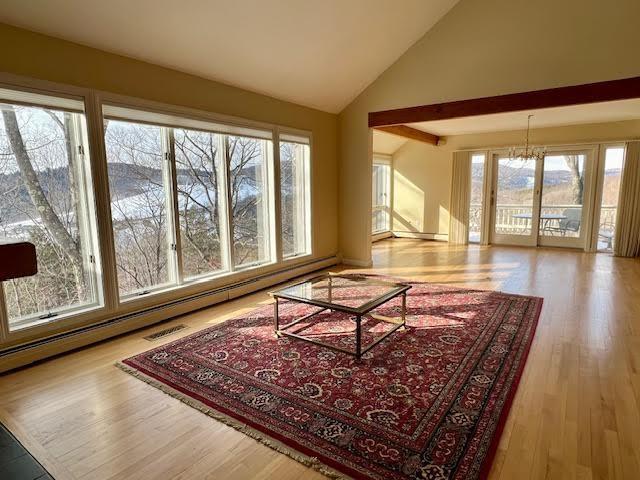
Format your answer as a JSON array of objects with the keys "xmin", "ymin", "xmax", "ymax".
[
  {"xmin": 409, "ymin": 99, "xmax": 640, "ymax": 136},
  {"xmin": 0, "ymin": 0, "xmax": 459, "ymax": 113}
]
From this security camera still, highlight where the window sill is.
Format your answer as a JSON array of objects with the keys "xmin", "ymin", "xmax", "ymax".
[
  {"xmin": 283, "ymin": 251, "xmax": 313, "ymax": 262},
  {"xmin": 114, "ymin": 257, "xmax": 282, "ymax": 313},
  {"xmin": 7, "ymin": 301, "xmax": 104, "ymax": 334}
]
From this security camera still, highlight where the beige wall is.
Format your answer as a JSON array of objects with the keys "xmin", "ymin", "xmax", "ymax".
[
  {"xmin": 392, "ymin": 140, "xmax": 451, "ymax": 236},
  {"xmin": 339, "ymin": 0, "xmax": 640, "ymax": 264},
  {"xmin": 0, "ymin": 23, "xmax": 339, "ymax": 259}
]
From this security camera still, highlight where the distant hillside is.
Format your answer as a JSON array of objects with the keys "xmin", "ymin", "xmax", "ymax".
[
  {"xmin": 472, "ymin": 163, "xmax": 621, "ymax": 189},
  {"xmin": 0, "ymin": 162, "xmax": 258, "ymax": 225}
]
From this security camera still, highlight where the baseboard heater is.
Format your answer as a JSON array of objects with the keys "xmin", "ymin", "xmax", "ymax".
[{"xmin": 0, "ymin": 255, "xmax": 338, "ymax": 369}]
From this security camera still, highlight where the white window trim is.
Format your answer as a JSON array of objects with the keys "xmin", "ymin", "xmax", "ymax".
[
  {"xmin": 468, "ymin": 151, "xmax": 489, "ymax": 245},
  {"xmin": 103, "ymin": 109, "xmax": 279, "ymax": 303},
  {"xmin": 279, "ymin": 126, "xmax": 314, "ymax": 262},
  {"xmin": 589, "ymin": 143, "xmax": 626, "ymax": 252},
  {"xmin": 0, "ymin": 73, "xmax": 314, "ymax": 347},
  {"xmin": 0, "ymin": 93, "xmax": 104, "ymax": 332}
]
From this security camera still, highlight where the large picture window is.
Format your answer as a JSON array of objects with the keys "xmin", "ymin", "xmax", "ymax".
[
  {"xmin": 0, "ymin": 88, "xmax": 312, "ymax": 338},
  {"xmin": 0, "ymin": 91, "xmax": 100, "ymax": 330},
  {"xmin": 101, "ymin": 106, "xmax": 283, "ymax": 300},
  {"xmin": 280, "ymin": 136, "xmax": 311, "ymax": 258}
]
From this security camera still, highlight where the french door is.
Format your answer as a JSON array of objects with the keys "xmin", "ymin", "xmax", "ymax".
[{"xmin": 490, "ymin": 147, "xmax": 596, "ymax": 249}]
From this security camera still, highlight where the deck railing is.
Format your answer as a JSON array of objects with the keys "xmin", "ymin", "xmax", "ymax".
[{"xmin": 469, "ymin": 204, "xmax": 617, "ymax": 235}]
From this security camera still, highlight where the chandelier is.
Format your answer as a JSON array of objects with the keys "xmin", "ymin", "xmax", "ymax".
[{"xmin": 508, "ymin": 114, "xmax": 545, "ymax": 161}]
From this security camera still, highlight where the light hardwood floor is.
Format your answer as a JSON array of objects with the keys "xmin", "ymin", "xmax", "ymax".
[{"xmin": 1, "ymin": 239, "xmax": 639, "ymax": 480}]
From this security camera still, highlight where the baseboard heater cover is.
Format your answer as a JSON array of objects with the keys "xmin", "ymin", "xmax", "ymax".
[{"xmin": 0, "ymin": 255, "xmax": 338, "ymax": 365}]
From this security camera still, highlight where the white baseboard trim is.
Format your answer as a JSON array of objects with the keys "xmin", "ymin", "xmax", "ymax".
[
  {"xmin": 392, "ymin": 231, "xmax": 449, "ymax": 242},
  {"xmin": 0, "ymin": 255, "xmax": 339, "ymax": 373},
  {"xmin": 372, "ymin": 231, "xmax": 393, "ymax": 242},
  {"xmin": 341, "ymin": 257, "xmax": 373, "ymax": 268}
]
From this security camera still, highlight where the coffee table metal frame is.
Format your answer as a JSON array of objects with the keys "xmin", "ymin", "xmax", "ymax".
[{"xmin": 270, "ymin": 274, "xmax": 411, "ymax": 359}]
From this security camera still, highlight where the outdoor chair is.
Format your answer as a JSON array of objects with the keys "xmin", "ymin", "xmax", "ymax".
[{"xmin": 559, "ymin": 208, "xmax": 582, "ymax": 235}]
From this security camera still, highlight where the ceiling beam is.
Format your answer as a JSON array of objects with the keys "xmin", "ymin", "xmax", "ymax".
[
  {"xmin": 368, "ymin": 76, "xmax": 640, "ymax": 127},
  {"xmin": 374, "ymin": 125, "xmax": 439, "ymax": 145}
]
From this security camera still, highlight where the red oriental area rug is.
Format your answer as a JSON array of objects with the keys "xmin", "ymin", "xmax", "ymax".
[{"xmin": 118, "ymin": 279, "xmax": 542, "ymax": 480}]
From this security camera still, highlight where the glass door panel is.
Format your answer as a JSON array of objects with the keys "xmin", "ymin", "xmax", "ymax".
[
  {"xmin": 596, "ymin": 147, "xmax": 624, "ymax": 252},
  {"xmin": 469, "ymin": 153, "xmax": 486, "ymax": 243},
  {"xmin": 538, "ymin": 151, "xmax": 592, "ymax": 249},
  {"xmin": 491, "ymin": 156, "xmax": 539, "ymax": 246}
]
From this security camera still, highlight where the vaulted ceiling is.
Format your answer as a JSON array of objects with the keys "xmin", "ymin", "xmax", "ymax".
[{"xmin": 0, "ymin": 0, "xmax": 459, "ymax": 113}]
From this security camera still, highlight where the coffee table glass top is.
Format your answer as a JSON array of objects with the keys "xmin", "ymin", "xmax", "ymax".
[{"xmin": 272, "ymin": 274, "xmax": 409, "ymax": 314}]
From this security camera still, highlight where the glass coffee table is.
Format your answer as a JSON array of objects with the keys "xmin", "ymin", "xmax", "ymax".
[{"xmin": 271, "ymin": 274, "xmax": 411, "ymax": 358}]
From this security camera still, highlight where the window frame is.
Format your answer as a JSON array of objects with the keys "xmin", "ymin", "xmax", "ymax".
[
  {"xmin": 102, "ymin": 104, "xmax": 281, "ymax": 304},
  {"xmin": 590, "ymin": 143, "xmax": 626, "ymax": 252},
  {"xmin": 93, "ymin": 95, "xmax": 305, "ymax": 317},
  {"xmin": 0, "ymin": 77, "xmax": 314, "ymax": 347},
  {"xmin": 226, "ymin": 134, "xmax": 276, "ymax": 270},
  {"xmin": 171, "ymin": 127, "xmax": 231, "ymax": 282},
  {"xmin": 0, "ymin": 86, "xmax": 105, "ymax": 332},
  {"xmin": 103, "ymin": 117, "xmax": 181, "ymax": 300},
  {"xmin": 278, "ymin": 129, "xmax": 313, "ymax": 260},
  {"xmin": 468, "ymin": 151, "xmax": 489, "ymax": 244}
]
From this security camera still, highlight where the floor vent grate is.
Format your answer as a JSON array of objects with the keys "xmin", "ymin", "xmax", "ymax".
[{"xmin": 144, "ymin": 324, "xmax": 188, "ymax": 341}]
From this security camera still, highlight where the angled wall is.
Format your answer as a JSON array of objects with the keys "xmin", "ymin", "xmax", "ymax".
[{"xmin": 392, "ymin": 141, "xmax": 452, "ymax": 237}]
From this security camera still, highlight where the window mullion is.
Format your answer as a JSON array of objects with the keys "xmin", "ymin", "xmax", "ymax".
[
  {"xmin": 162, "ymin": 127, "xmax": 182, "ymax": 285},
  {"xmin": 272, "ymin": 130, "xmax": 283, "ymax": 262},
  {"xmin": 0, "ymin": 283, "xmax": 8, "ymax": 342},
  {"xmin": 295, "ymin": 143, "xmax": 308, "ymax": 253},
  {"xmin": 271, "ymin": 131, "xmax": 282, "ymax": 263},
  {"xmin": 85, "ymin": 92, "xmax": 119, "ymax": 311},
  {"xmin": 220, "ymin": 135, "xmax": 234, "ymax": 272},
  {"xmin": 70, "ymin": 113, "xmax": 101, "ymax": 304},
  {"xmin": 305, "ymin": 143, "xmax": 312, "ymax": 254}
]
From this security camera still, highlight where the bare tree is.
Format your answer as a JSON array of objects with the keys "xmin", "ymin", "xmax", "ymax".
[
  {"xmin": 228, "ymin": 135, "xmax": 263, "ymax": 264},
  {"xmin": 2, "ymin": 108, "xmax": 83, "ymax": 270},
  {"xmin": 564, "ymin": 155, "xmax": 584, "ymax": 204},
  {"xmin": 174, "ymin": 129, "xmax": 222, "ymax": 273},
  {"xmin": 104, "ymin": 120, "xmax": 169, "ymax": 293},
  {"xmin": 1, "ymin": 109, "xmax": 275, "ymax": 317},
  {"xmin": 0, "ymin": 106, "xmax": 91, "ymax": 319},
  {"xmin": 279, "ymin": 142, "xmax": 297, "ymax": 254}
]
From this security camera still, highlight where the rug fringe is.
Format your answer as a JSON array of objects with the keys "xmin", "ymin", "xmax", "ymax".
[{"xmin": 115, "ymin": 362, "xmax": 349, "ymax": 479}]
